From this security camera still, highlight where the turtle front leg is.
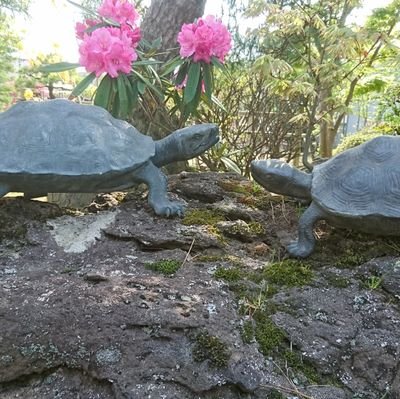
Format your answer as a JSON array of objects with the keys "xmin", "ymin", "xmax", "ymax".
[
  {"xmin": 287, "ymin": 201, "xmax": 324, "ymax": 258},
  {"xmin": 134, "ymin": 162, "xmax": 185, "ymax": 217}
]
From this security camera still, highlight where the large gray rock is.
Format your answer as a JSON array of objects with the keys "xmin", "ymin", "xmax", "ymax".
[{"xmin": 1, "ymin": 172, "xmax": 399, "ymax": 398}]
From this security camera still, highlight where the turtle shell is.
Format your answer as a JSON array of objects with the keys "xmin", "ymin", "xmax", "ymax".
[
  {"xmin": 0, "ymin": 99, "xmax": 154, "ymax": 175},
  {"xmin": 312, "ymin": 136, "xmax": 400, "ymax": 218}
]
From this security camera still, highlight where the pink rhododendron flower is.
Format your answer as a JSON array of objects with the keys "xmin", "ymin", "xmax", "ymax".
[
  {"xmin": 76, "ymin": 0, "xmax": 142, "ymax": 78},
  {"xmin": 75, "ymin": 19, "xmax": 100, "ymax": 40},
  {"xmin": 79, "ymin": 27, "xmax": 137, "ymax": 78},
  {"xmin": 99, "ymin": 0, "xmax": 140, "ymax": 25},
  {"xmin": 120, "ymin": 24, "xmax": 141, "ymax": 47},
  {"xmin": 177, "ymin": 15, "xmax": 231, "ymax": 63}
]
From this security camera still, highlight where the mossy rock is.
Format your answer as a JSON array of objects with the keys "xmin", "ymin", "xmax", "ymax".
[
  {"xmin": 214, "ymin": 266, "xmax": 244, "ymax": 282},
  {"xmin": 145, "ymin": 259, "xmax": 181, "ymax": 276},
  {"xmin": 192, "ymin": 332, "xmax": 231, "ymax": 368},
  {"xmin": 182, "ymin": 208, "xmax": 226, "ymax": 226},
  {"xmin": 216, "ymin": 220, "xmax": 266, "ymax": 242}
]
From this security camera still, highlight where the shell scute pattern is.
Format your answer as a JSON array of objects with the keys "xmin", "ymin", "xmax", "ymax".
[
  {"xmin": 312, "ymin": 136, "xmax": 400, "ymax": 217},
  {"xmin": 0, "ymin": 100, "xmax": 155, "ymax": 175}
]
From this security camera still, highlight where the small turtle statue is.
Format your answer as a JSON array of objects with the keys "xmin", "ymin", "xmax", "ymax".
[
  {"xmin": 0, "ymin": 99, "xmax": 219, "ymax": 217},
  {"xmin": 251, "ymin": 135, "xmax": 400, "ymax": 257}
]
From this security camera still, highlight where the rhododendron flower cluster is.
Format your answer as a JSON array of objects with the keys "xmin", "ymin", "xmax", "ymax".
[
  {"xmin": 75, "ymin": 0, "xmax": 141, "ymax": 78},
  {"xmin": 98, "ymin": 0, "xmax": 140, "ymax": 25},
  {"xmin": 177, "ymin": 15, "xmax": 231, "ymax": 63}
]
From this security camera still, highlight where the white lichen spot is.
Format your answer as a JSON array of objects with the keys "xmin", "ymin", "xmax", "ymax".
[{"xmin": 47, "ymin": 210, "xmax": 119, "ymax": 253}]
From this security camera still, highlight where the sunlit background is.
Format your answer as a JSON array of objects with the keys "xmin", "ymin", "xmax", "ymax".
[{"xmin": 15, "ymin": 0, "xmax": 392, "ymax": 62}]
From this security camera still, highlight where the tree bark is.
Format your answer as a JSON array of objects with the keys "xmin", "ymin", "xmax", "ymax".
[{"xmin": 141, "ymin": 0, "xmax": 207, "ymax": 61}]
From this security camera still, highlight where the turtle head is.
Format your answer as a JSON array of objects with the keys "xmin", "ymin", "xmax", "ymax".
[
  {"xmin": 174, "ymin": 123, "xmax": 219, "ymax": 159},
  {"xmin": 153, "ymin": 124, "xmax": 219, "ymax": 167},
  {"xmin": 251, "ymin": 159, "xmax": 312, "ymax": 201}
]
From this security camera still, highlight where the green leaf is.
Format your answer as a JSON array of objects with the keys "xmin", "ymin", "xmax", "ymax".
[
  {"xmin": 39, "ymin": 62, "xmax": 80, "ymax": 73},
  {"xmin": 211, "ymin": 57, "xmax": 225, "ymax": 70},
  {"xmin": 175, "ymin": 62, "xmax": 189, "ymax": 86},
  {"xmin": 184, "ymin": 62, "xmax": 201, "ymax": 104},
  {"xmin": 67, "ymin": 0, "xmax": 98, "ymax": 18},
  {"xmin": 211, "ymin": 95, "xmax": 227, "ymax": 113},
  {"xmin": 183, "ymin": 77, "xmax": 203, "ymax": 120},
  {"xmin": 137, "ymin": 80, "xmax": 146, "ymax": 94},
  {"xmin": 131, "ymin": 69, "xmax": 164, "ymax": 99},
  {"xmin": 220, "ymin": 156, "xmax": 242, "ymax": 175},
  {"xmin": 94, "ymin": 75, "xmax": 113, "ymax": 109},
  {"xmin": 124, "ymin": 76, "xmax": 139, "ymax": 108},
  {"xmin": 161, "ymin": 56, "xmax": 185, "ymax": 77},
  {"xmin": 151, "ymin": 37, "xmax": 162, "ymax": 49},
  {"xmin": 85, "ymin": 22, "xmax": 110, "ymax": 34},
  {"xmin": 116, "ymin": 75, "xmax": 129, "ymax": 118},
  {"xmin": 202, "ymin": 63, "xmax": 213, "ymax": 100},
  {"xmin": 69, "ymin": 72, "xmax": 96, "ymax": 99},
  {"xmin": 132, "ymin": 59, "xmax": 163, "ymax": 67}
]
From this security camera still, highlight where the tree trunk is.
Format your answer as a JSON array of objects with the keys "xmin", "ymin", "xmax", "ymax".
[
  {"xmin": 47, "ymin": 0, "xmax": 207, "ymax": 208},
  {"xmin": 319, "ymin": 121, "xmax": 336, "ymax": 158},
  {"xmin": 141, "ymin": 0, "xmax": 207, "ymax": 61},
  {"xmin": 133, "ymin": 0, "xmax": 207, "ymax": 174}
]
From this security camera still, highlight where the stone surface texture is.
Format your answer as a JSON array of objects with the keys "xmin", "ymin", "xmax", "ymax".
[{"xmin": 0, "ymin": 172, "xmax": 399, "ymax": 399}]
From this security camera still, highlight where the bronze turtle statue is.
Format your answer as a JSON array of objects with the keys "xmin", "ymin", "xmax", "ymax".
[
  {"xmin": 251, "ymin": 136, "xmax": 400, "ymax": 257},
  {"xmin": 0, "ymin": 99, "xmax": 219, "ymax": 216}
]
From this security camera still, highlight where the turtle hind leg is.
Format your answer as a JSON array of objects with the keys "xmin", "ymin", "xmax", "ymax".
[
  {"xmin": 0, "ymin": 184, "xmax": 10, "ymax": 199},
  {"xmin": 134, "ymin": 161, "xmax": 185, "ymax": 217},
  {"xmin": 287, "ymin": 202, "xmax": 323, "ymax": 258}
]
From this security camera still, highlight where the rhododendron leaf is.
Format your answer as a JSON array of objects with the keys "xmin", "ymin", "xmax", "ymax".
[
  {"xmin": 67, "ymin": 0, "xmax": 98, "ymax": 19},
  {"xmin": 151, "ymin": 37, "xmax": 162, "ymax": 50},
  {"xmin": 131, "ymin": 69, "xmax": 164, "ymax": 99},
  {"xmin": 202, "ymin": 63, "xmax": 213, "ymax": 100},
  {"xmin": 85, "ymin": 22, "xmax": 111, "ymax": 34},
  {"xmin": 111, "ymin": 78, "xmax": 118, "ymax": 93},
  {"xmin": 125, "ymin": 76, "xmax": 139, "ymax": 108},
  {"xmin": 184, "ymin": 62, "xmax": 201, "ymax": 104},
  {"xmin": 184, "ymin": 78, "xmax": 202, "ymax": 118},
  {"xmin": 39, "ymin": 62, "xmax": 80, "ymax": 73},
  {"xmin": 137, "ymin": 80, "xmax": 146, "ymax": 95},
  {"xmin": 175, "ymin": 63, "xmax": 189, "ymax": 86},
  {"xmin": 101, "ymin": 17, "xmax": 120, "ymax": 27},
  {"xmin": 148, "ymin": 65, "xmax": 162, "ymax": 87},
  {"xmin": 69, "ymin": 72, "xmax": 96, "ymax": 99},
  {"xmin": 161, "ymin": 57, "xmax": 184, "ymax": 77},
  {"xmin": 132, "ymin": 60, "xmax": 162, "ymax": 67},
  {"xmin": 94, "ymin": 75, "xmax": 113, "ymax": 109},
  {"xmin": 117, "ymin": 75, "xmax": 129, "ymax": 118},
  {"xmin": 211, "ymin": 57, "xmax": 225, "ymax": 70}
]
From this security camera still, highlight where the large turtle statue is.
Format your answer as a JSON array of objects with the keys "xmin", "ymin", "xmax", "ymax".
[
  {"xmin": 0, "ymin": 99, "xmax": 219, "ymax": 217},
  {"xmin": 251, "ymin": 136, "xmax": 400, "ymax": 257}
]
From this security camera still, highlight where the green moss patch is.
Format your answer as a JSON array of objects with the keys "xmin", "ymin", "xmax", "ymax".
[
  {"xmin": 334, "ymin": 249, "xmax": 367, "ymax": 268},
  {"xmin": 214, "ymin": 266, "xmax": 243, "ymax": 282},
  {"xmin": 253, "ymin": 313, "xmax": 286, "ymax": 355},
  {"xmin": 192, "ymin": 332, "xmax": 231, "ymax": 368},
  {"xmin": 263, "ymin": 259, "xmax": 314, "ymax": 287},
  {"xmin": 282, "ymin": 349, "xmax": 320, "ymax": 384},
  {"xmin": 182, "ymin": 208, "xmax": 226, "ymax": 226},
  {"xmin": 145, "ymin": 259, "xmax": 181, "ymax": 276},
  {"xmin": 325, "ymin": 274, "xmax": 350, "ymax": 288}
]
